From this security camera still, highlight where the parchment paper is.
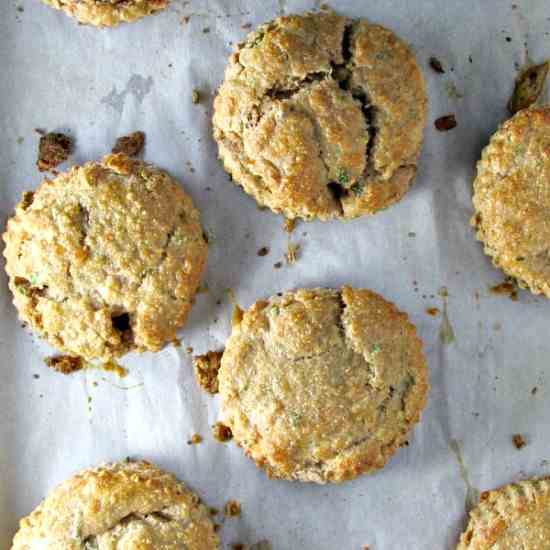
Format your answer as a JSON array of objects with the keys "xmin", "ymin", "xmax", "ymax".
[{"xmin": 1, "ymin": 1, "xmax": 550, "ymax": 548}]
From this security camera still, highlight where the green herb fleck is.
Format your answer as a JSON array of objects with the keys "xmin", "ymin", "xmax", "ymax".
[
  {"xmin": 30, "ymin": 275, "xmax": 39, "ymax": 286},
  {"xmin": 372, "ymin": 343, "xmax": 381, "ymax": 354},
  {"xmin": 337, "ymin": 168, "xmax": 349, "ymax": 185},
  {"xmin": 350, "ymin": 181, "xmax": 365, "ymax": 197}
]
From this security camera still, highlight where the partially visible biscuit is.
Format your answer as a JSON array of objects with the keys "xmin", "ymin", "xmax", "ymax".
[
  {"xmin": 472, "ymin": 105, "xmax": 550, "ymax": 296},
  {"xmin": 457, "ymin": 477, "xmax": 550, "ymax": 549},
  {"xmin": 41, "ymin": 0, "xmax": 168, "ymax": 27},
  {"xmin": 3, "ymin": 154, "xmax": 208, "ymax": 361},
  {"xmin": 218, "ymin": 287, "xmax": 429, "ymax": 483},
  {"xmin": 213, "ymin": 11, "xmax": 427, "ymax": 220},
  {"xmin": 11, "ymin": 460, "xmax": 219, "ymax": 549}
]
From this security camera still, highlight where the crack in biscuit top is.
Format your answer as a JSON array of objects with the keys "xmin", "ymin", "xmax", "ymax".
[{"xmin": 213, "ymin": 11, "xmax": 427, "ymax": 220}]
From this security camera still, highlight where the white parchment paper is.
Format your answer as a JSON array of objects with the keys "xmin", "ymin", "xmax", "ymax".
[{"xmin": 1, "ymin": 1, "xmax": 550, "ymax": 548}]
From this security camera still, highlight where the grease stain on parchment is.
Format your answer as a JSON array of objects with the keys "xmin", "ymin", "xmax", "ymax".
[
  {"xmin": 101, "ymin": 75, "xmax": 154, "ymax": 113},
  {"xmin": 439, "ymin": 287, "xmax": 455, "ymax": 345},
  {"xmin": 450, "ymin": 439, "xmax": 480, "ymax": 514}
]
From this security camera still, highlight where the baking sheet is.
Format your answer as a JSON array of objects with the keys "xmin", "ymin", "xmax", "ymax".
[{"xmin": 1, "ymin": 1, "xmax": 550, "ymax": 548}]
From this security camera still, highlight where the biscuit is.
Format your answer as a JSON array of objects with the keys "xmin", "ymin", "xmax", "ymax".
[
  {"xmin": 11, "ymin": 460, "xmax": 219, "ymax": 549},
  {"xmin": 41, "ymin": 0, "xmax": 168, "ymax": 27},
  {"xmin": 472, "ymin": 105, "xmax": 550, "ymax": 296},
  {"xmin": 3, "ymin": 154, "xmax": 207, "ymax": 361},
  {"xmin": 457, "ymin": 477, "xmax": 550, "ymax": 549},
  {"xmin": 218, "ymin": 287, "xmax": 429, "ymax": 483},
  {"xmin": 213, "ymin": 11, "xmax": 427, "ymax": 220}
]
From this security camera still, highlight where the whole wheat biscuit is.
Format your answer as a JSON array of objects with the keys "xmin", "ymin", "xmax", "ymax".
[
  {"xmin": 457, "ymin": 477, "xmax": 550, "ymax": 549},
  {"xmin": 11, "ymin": 460, "xmax": 219, "ymax": 549},
  {"xmin": 3, "ymin": 154, "xmax": 207, "ymax": 362},
  {"xmin": 218, "ymin": 287, "xmax": 429, "ymax": 483},
  {"xmin": 213, "ymin": 11, "xmax": 427, "ymax": 221},
  {"xmin": 472, "ymin": 105, "xmax": 550, "ymax": 296},
  {"xmin": 41, "ymin": 0, "xmax": 168, "ymax": 27}
]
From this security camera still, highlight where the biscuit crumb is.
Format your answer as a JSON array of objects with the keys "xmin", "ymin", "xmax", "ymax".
[
  {"xmin": 193, "ymin": 351, "xmax": 223, "ymax": 394},
  {"xmin": 37, "ymin": 132, "xmax": 73, "ymax": 172},
  {"xmin": 489, "ymin": 280, "xmax": 518, "ymax": 301},
  {"xmin": 434, "ymin": 114, "xmax": 457, "ymax": 131},
  {"xmin": 429, "ymin": 56, "xmax": 445, "ymax": 74},
  {"xmin": 508, "ymin": 61, "xmax": 549, "ymax": 114},
  {"xmin": 45, "ymin": 355, "xmax": 84, "ymax": 375},
  {"xmin": 192, "ymin": 89, "xmax": 201, "ymax": 104},
  {"xmin": 188, "ymin": 433, "xmax": 203, "ymax": 445},
  {"xmin": 224, "ymin": 500, "xmax": 241, "ymax": 517},
  {"xmin": 102, "ymin": 361, "xmax": 128, "ymax": 378},
  {"xmin": 283, "ymin": 218, "xmax": 296, "ymax": 233},
  {"xmin": 112, "ymin": 131, "xmax": 145, "ymax": 157},
  {"xmin": 172, "ymin": 338, "xmax": 182, "ymax": 348},
  {"xmin": 512, "ymin": 434, "xmax": 526, "ymax": 449},
  {"xmin": 212, "ymin": 422, "xmax": 233, "ymax": 442},
  {"xmin": 426, "ymin": 307, "xmax": 440, "ymax": 317},
  {"xmin": 257, "ymin": 246, "xmax": 269, "ymax": 257},
  {"xmin": 285, "ymin": 243, "xmax": 300, "ymax": 264}
]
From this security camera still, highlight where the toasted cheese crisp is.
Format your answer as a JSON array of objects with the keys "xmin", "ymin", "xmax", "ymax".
[
  {"xmin": 472, "ymin": 106, "xmax": 550, "ymax": 297},
  {"xmin": 11, "ymin": 460, "xmax": 219, "ymax": 549},
  {"xmin": 213, "ymin": 11, "xmax": 427, "ymax": 220},
  {"xmin": 218, "ymin": 287, "xmax": 429, "ymax": 483},
  {"xmin": 41, "ymin": 0, "xmax": 168, "ymax": 27},
  {"xmin": 458, "ymin": 478, "xmax": 550, "ymax": 549},
  {"xmin": 3, "ymin": 154, "xmax": 207, "ymax": 361}
]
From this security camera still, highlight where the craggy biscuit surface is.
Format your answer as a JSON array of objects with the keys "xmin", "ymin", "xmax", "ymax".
[
  {"xmin": 41, "ymin": 0, "xmax": 168, "ymax": 27},
  {"xmin": 213, "ymin": 11, "xmax": 427, "ymax": 220},
  {"xmin": 3, "ymin": 154, "xmax": 207, "ymax": 361},
  {"xmin": 11, "ymin": 460, "xmax": 219, "ymax": 549},
  {"xmin": 218, "ymin": 287, "xmax": 429, "ymax": 483},
  {"xmin": 458, "ymin": 478, "xmax": 550, "ymax": 549},
  {"xmin": 472, "ymin": 106, "xmax": 550, "ymax": 296}
]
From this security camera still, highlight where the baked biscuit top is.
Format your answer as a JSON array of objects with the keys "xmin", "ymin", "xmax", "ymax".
[{"xmin": 213, "ymin": 11, "xmax": 427, "ymax": 220}]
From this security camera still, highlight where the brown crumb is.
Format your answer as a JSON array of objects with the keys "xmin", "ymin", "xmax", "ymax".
[
  {"xmin": 186, "ymin": 346, "xmax": 193, "ymax": 354},
  {"xmin": 102, "ymin": 361, "xmax": 128, "ymax": 378},
  {"xmin": 224, "ymin": 500, "xmax": 241, "ymax": 518},
  {"xmin": 209, "ymin": 507, "xmax": 219, "ymax": 516},
  {"xmin": 434, "ymin": 114, "xmax": 457, "ymax": 131},
  {"xmin": 172, "ymin": 338, "xmax": 182, "ymax": 348},
  {"xmin": 181, "ymin": 15, "xmax": 190, "ymax": 26},
  {"xmin": 283, "ymin": 218, "xmax": 296, "ymax": 233},
  {"xmin": 37, "ymin": 132, "xmax": 72, "ymax": 172},
  {"xmin": 45, "ymin": 355, "xmax": 83, "ymax": 375},
  {"xmin": 274, "ymin": 262, "xmax": 283, "ymax": 269},
  {"xmin": 429, "ymin": 56, "xmax": 445, "ymax": 74},
  {"xmin": 489, "ymin": 280, "xmax": 518, "ymax": 301},
  {"xmin": 512, "ymin": 434, "xmax": 526, "ymax": 449},
  {"xmin": 532, "ymin": 387, "xmax": 538, "ymax": 396},
  {"xmin": 212, "ymin": 422, "xmax": 233, "ymax": 442},
  {"xmin": 191, "ymin": 89, "xmax": 201, "ymax": 104},
  {"xmin": 285, "ymin": 243, "xmax": 300, "ymax": 264},
  {"xmin": 241, "ymin": 22, "xmax": 252, "ymax": 29},
  {"xmin": 187, "ymin": 433, "xmax": 203, "ymax": 445},
  {"xmin": 508, "ymin": 61, "xmax": 549, "ymax": 114},
  {"xmin": 257, "ymin": 246, "xmax": 270, "ymax": 257},
  {"xmin": 202, "ymin": 27, "xmax": 210, "ymax": 33},
  {"xmin": 112, "ymin": 131, "xmax": 145, "ymax": 157},
  {"xmin": 193, "ymin": 350, "xmax": 223, "ymax": 394},
  {"xmin": 213, "ymin": 524, "xmax": 221, "ymax": 532},
  {"xmin": 426, "ymin": 307, "xmax": 440, "ymax": 317},
  {"xmin": 232, "ymin": 545, "xmax": 245, "ymax": 550}
]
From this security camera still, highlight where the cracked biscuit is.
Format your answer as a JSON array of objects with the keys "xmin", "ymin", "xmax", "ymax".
[
  {"xmin": 11, "ymin": 460, "xmax": 219, "ymax": 549},
  {"xmin": 218, "ymin": 287, "xmax": 429, "ymax": 483},
  {"xmin": 41, "ymin": 0, "xmax": 168, "ymax": 27},
  {"xmin": 213, "ymin": 11, "xmax": 427, "ymax": 220},
  {"xmin": 472, "ymin": 105, "xmax": 550, "ymax": 296},
  {"xmin": 3, "ymin": 154, "xmax": 207, "ymax": 362},
  {"xmin": 457, "ymin": 477, "xmax": 550, "ymax": 549}
]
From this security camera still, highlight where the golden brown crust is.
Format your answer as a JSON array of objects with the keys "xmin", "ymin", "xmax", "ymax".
[
  {"xmin": 41, "ymin": 0, "xmax": 168, "ymax": 27},
  {"xmin": 218, "ymin": 287, "xmax": 429, "ymax": 483},
  {"xmin": 457, "ymin": 477, "xmax": 550, "ymax": 549},
  {"xmin": 11, "ymin": 460, "xmax": 219, "ymax": 549},
  {"xmin": 213, "ymin": 11, "xmax": 427, "ymax": 220},
  {"xmin": 3, "ymin": 154, "xmax": 207, "ymax": 361},
  {"xmin": 472, "ymin": 105, "xmax": 550, "ymax": 296}
]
